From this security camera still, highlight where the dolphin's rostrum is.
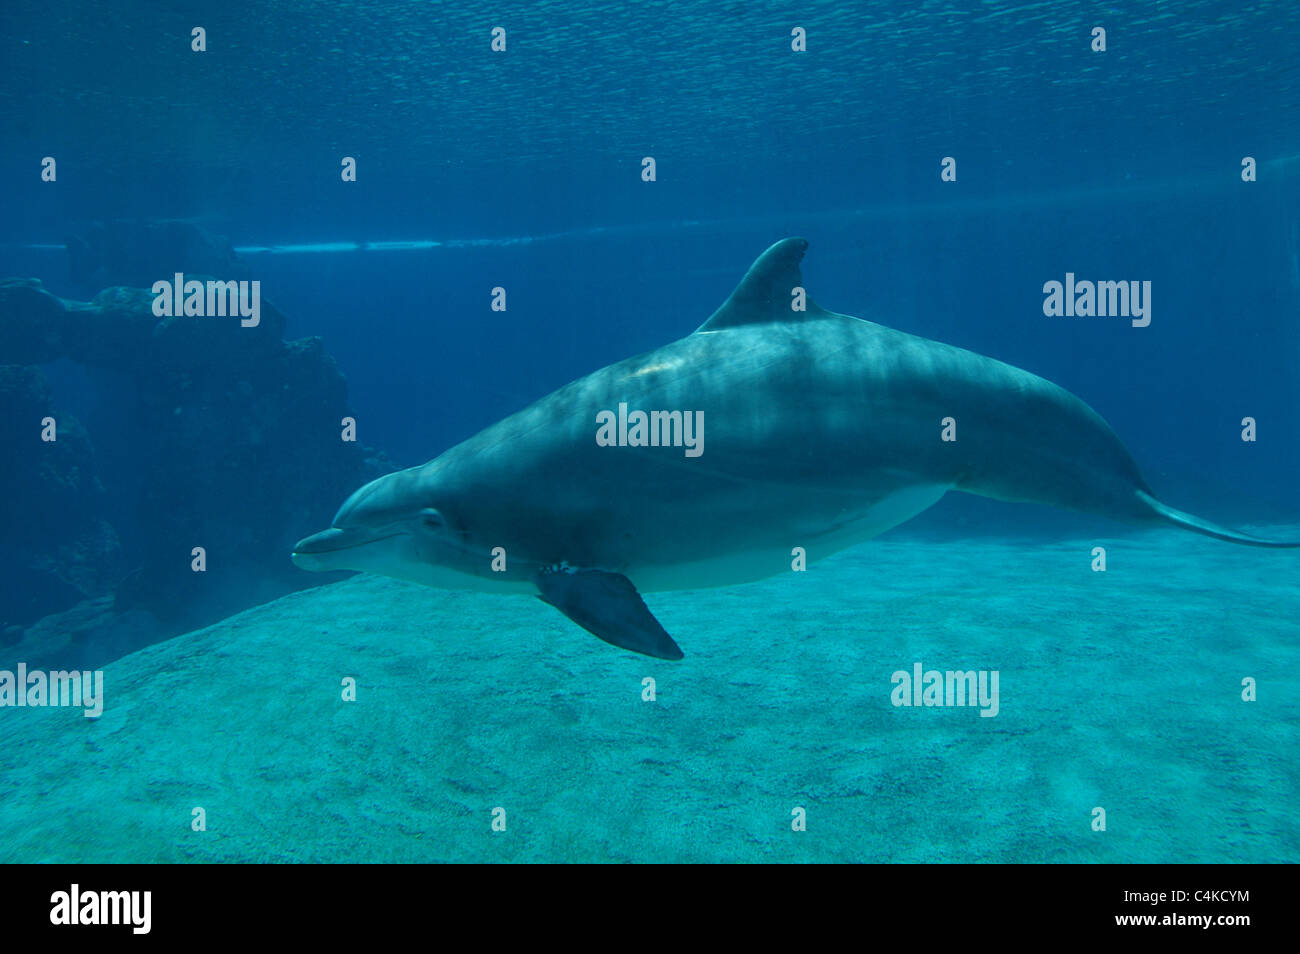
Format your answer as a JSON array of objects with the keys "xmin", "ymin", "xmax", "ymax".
[{"xmin": 293, "ymin": 238, "xmax": 1300, "ymax": 659}]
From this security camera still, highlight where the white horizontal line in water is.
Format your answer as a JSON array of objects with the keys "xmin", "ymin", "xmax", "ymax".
[{"xmin": 6, "ymin": 154, "xmax": 1299, "ymax": 256}]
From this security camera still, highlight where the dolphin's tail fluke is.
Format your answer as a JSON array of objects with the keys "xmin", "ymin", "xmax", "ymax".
[{"xmin": 1137, "ymin": 490, "xmax": 1300, "ymax": 548}]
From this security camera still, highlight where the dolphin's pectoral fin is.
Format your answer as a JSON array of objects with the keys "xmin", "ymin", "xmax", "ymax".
[{"xmin": 535, "ymin": 567, "xmax": 685, "ymax": 660}]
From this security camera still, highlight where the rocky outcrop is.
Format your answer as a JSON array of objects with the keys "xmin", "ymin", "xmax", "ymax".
[
  {"xmin": 65, "ymin": 220, "xmax": 248, "ymax": 296},
  {"xmin": 0, "ymin": 363, "xmax": 121, "ymax": 628},
  {"xmin": 0, "ymin": 277, "xmax": 393, "ymax": 655}
]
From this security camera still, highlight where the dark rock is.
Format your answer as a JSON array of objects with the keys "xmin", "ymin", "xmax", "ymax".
[
  {"xmin": 0, "ymin": 278, "xmax": 67, "ymax": 364},
  {"xmin": 0, "ymin": 276, "xmax": 388, "ymax": 642},
  {"xmin": 0, "ymin": 364, "xmax": 122, "ymax": 627},
  {"xmin": 0, "ymin": 596, "xmax": 165, "ymax": 671},
  {"xmin": 65, "ymin": 219, "xmax": 248, "ymax": 295},
  {"xmin": 60, "ymin": 288, "xmax": 156, "ymax": 368}
]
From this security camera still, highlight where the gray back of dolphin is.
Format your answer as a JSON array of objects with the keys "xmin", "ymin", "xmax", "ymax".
[{"xmin": 293, "ymin": 238, "xmax": 1300, "ymax": 660}]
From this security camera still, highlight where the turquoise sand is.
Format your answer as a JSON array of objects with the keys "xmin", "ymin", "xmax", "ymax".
[{"xmin": 1, "ymin": 526, "xmax": 1296, "ymax": 863}]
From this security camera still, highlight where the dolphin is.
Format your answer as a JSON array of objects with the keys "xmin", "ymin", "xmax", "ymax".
[{"xmin": 292, "ymin": 238, "xmax": 1299, "ymax": 659}]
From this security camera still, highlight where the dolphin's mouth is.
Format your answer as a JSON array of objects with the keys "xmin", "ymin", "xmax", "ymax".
[{"xmin": 292, "ymin": 527, "xmax": 404, "ymax": 556}]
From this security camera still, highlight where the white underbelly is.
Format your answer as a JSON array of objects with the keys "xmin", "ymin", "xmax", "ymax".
[
  {"xmin": 633, "ymin": 482, "xmax": 951, "ymax": 591},
  {"xmin": 383, "ymin": 483, "xmax": 951, "ymax": 595}
]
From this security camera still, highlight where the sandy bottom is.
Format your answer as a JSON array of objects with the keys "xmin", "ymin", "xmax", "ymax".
[{"xmin": 2, "ymin": 528, "xmax": 1297, "ymax": 863}]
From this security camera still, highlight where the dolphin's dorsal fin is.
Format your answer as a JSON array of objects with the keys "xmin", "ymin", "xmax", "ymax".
[{"xmin": 696, "ymin": 237, "xmax": 828, "ymax": 332}]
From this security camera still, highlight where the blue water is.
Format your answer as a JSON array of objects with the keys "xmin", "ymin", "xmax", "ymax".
[{"xmin": 1, "ymin": 0, "xmax": 1297, "ymax": 862}]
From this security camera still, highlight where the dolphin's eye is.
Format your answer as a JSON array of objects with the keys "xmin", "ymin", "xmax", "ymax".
[{"xmin": 419, "ymin": 508, "xmax": 445, "ymax": 531}]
